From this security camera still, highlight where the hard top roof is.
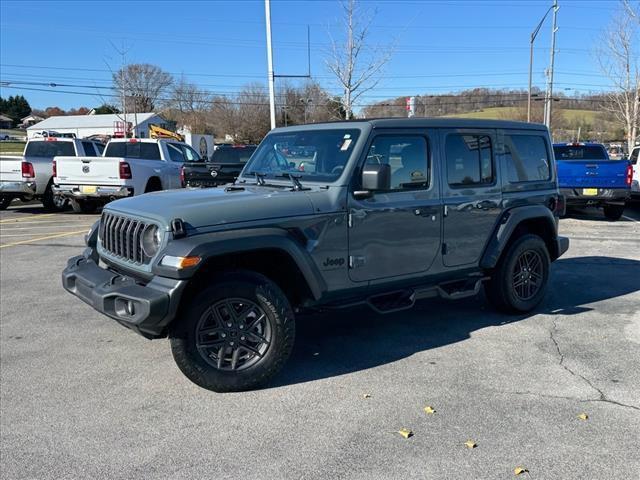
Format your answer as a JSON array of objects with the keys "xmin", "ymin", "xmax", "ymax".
[{"xmin": 273, "ymin": 117, "xmax": 548, "ymax": 132}]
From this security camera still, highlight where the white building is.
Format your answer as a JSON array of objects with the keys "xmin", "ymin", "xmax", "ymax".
[{"xmin": 26, "ymin": 112, "xmax": 169, "ymax": 139}]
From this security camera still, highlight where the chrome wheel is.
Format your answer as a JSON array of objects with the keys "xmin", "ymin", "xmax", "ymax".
[
  {"xmin": 195, "ymin": 298, "xmax": 272, "ymax": 371},
  {"xmin": 512, "ymin": 250, "xmax": 543, "ymax": 301}
]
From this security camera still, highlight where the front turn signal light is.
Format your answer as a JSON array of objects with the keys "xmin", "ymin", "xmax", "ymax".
[{"xmin": 160, "ymin": 255, "xmax": 201, "ymax": 269}]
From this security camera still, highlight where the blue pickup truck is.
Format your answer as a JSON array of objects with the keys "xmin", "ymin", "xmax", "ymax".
[{"xmin": 553, "ymin": 142, "xmax": 633, "ymax": 220}]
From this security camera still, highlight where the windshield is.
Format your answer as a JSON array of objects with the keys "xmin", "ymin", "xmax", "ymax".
[
  {"xmin": 553, "ymin": 145, "xmax": 608, "ymax": 160},
  {"xmin": 242, "ymin": 129, "xmax": 361, "ymax": 182}
]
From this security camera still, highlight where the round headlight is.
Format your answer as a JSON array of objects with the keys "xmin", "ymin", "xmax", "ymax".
[{"xmin": 141, "ymin": 224, "xmax": 162, "ymax": 257}]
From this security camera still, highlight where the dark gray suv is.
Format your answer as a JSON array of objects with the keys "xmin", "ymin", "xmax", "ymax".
[{"xmin": 62, "ymin": 118, "xmax": 569, "ymax": 392}]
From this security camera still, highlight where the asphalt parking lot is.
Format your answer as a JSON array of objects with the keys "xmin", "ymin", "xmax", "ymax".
[{"xmin": 1, "ymin": 202, "xmax": 639, "ymax": 479}]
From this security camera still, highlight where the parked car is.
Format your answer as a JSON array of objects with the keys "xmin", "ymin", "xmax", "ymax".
[
  {"xmin": 629, "ymin": 145, "xmax": 639, "ymax": 199},
  {"xmin": 553, "ymin": 142, "xmax": 633, "ymax": 220},
  {"xmin": 53, "ymin": 138, "xmax": 199, "ymax": 213},
  {"xmin": 62, "ymin": 118, "xmax": 568, "ymax": 392},
  {"xmin": 183, "ymin": 144, "xmax": 257, "ymax": 188},
  {"xmin": 0, "ymin": 137, "xmax": 103, "ymax": 210}
]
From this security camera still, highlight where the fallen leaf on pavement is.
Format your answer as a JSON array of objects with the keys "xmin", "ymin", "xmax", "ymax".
[
  {"xmin": 514, "ymin": 466, "xmax": 529, "ymax": 475},
  {"xmin": 363, "ymin": 393, "xmax": 372, "ymax": 399},
  {"xmin": 398, "ymin": 428, "xmax": 413, "ymax": 439},
  {"xmin": 424, "ymin": 406, "xmax": 436, "ymax": 414},
  {"xmin": 464, "ymin": 440, "xmax": 477, "ymax": 449},
  {"xmin": 577, "ymin": 412, "xmax": 589, "ymax": 420}
]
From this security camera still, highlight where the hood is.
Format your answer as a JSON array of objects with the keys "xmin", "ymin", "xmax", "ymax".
[{"xmin": 105, "ymin": 185, "xmax": 316, "ymax": 230}]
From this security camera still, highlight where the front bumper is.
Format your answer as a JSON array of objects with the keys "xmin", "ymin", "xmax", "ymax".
[
  {"xmin": 560, "ymin": 187, "xmax": 630, "ymax": 206},
  {"xmin": 62, "ymin": 253, "xmax": 186, "ymax": 339},
  {"xmin": 0, "ymin": 180, "xmax": 36, "ymax": 196},
  {"xmin": 53, "ymin": 184, "xmax": 133, "ymax": 201}
]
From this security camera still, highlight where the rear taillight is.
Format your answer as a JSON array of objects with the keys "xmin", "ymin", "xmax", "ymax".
[
  {"xmin": 119, "ymin": 161, "xmax": 132, "ymax": 179},
  {"xmin": 180, "ymin": 165, "xmax": 186, "ymax": 187},
  {"xmin": 554, "ymin": 194, "xmax": 566, "ymax": 217},
  {"xmin": 626, "ymin": 164, "xmax": 633, "ymax": 186},
  {"xmin": 21, "ymin": 162, "xmax": 35, "ymax": 178},
  {"xmin": 52, "ymin": 160, "xmax": 57, "ymax": 177}
]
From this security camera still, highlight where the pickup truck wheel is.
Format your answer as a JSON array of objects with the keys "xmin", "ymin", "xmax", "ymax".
[
  {"xmin": 603, "ymin": 205, "xmax": 624, "ymax": 221},
  {"xmin": 485, "ymin": 234, "xmax": 550, "ymax": 314},
  {"xmin": 42, "ymin": 184, "xmax": 68, "ymax": 212},
  {"xmin": 0, "ymin": 196, "xmax": 12, "ymax": 210},
  {"xmin": 70, "ymin": 199, "xmax": 98, "ymax": 214},
  {"xmin": 169, "ymin": 271, "xmax": 295, "ymax": 392}
]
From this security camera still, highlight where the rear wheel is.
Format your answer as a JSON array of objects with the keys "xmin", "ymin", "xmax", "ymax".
[
  {"xmin": 0, "ymin": 196, "xmax": 12, "ymax": 210},
  {"xmin": 603, "ymin": 205, "xmax": 624, "ymax": 221},
  {"xmin": 42, "ymin": 184, "xmax": 67, "ymax": 212},
  {"xmin": 485, "ymin": 234, "xmax": 550, "ymax": 313},
  {"xmin": 70, "ymin": 199, "xmax": 98, "ymax": 214},
  {"xmin": 169, "ymin": 271, "xmax": 295, "ymax": 392}
]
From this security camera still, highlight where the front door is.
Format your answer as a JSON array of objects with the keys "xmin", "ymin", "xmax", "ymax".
[
  {"xmin": 348, "ymin": 130, "xmax": 441, "ymax": 282},
  {"xmin": 440, "ymin": 129, "xmax": 502, "ymax": 267}
]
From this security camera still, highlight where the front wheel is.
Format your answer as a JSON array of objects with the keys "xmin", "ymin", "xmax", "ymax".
[
  {"xmin": 169, "ymin": 271, "xmax": 295, "ymax": 392},
  {"xmin": 603, "ymin": 204, "xmax": 624, "ymax": 221},
  {"xmin": 485, "ymin": 234, "xmax": 550, "ymax": 314}
]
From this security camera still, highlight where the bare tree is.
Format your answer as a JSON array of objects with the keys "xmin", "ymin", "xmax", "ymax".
[
  {"xmin": 112, "ymin": 63, "xmax": 173, "ymax": 112},
  {"xmin": 326, "ymin": 0, "xmax": 394, "ymax": 119},
  {"xmin": 165, "ymin": 77, "xmax": 212, "ymax": 133},
  {"xmin": 596, "ymin": 1, "xmax": 639, "ymax": 152}
]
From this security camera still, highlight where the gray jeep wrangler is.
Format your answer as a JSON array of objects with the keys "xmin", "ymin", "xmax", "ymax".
[{"xmin": 62, "ymin": 118, "xmax": 569, "ymax": 392}]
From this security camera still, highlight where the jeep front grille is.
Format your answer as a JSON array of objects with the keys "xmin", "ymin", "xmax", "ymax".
[{"xmin": 99, "ymin": 212, "xmax": 150, "ymax": 265}]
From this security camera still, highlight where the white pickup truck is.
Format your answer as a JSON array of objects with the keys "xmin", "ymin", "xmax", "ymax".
[
  {"xmin": 53, "ymin": 138, "xmax": 201, "ymax": 213},
  {"xmin": 0, "ymin": 137, "xmax": 104, "ymax": 210}
]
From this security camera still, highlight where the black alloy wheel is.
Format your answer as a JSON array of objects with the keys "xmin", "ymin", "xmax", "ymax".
[
  {"xmin": 512, "ymin": 250, "xmax": 544, "ymax": 301},
  {"xmin": 195, "ymin": 298, "xmax": 272, "ymax": 371}
]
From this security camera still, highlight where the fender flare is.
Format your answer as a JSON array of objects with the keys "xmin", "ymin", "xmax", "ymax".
[
  {"xmin": 152, "ymin": 227, "xmax": 326, "ymax": 301},
  {"xmin": 480, "ymin": 205, "xmax": 558, "ymax": 269}
]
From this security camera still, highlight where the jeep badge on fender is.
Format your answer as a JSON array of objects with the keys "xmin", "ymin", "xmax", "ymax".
[{"xmin": 62, "ymin": 118, "xmax": 568, "ymax": 392}]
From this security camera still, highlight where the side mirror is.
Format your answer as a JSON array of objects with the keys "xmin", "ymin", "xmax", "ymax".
[{"xmin": 354, "ymin": 163, "xmax": 391, "ymax": 199}]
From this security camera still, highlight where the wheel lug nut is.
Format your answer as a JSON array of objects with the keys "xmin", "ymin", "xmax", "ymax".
[
  {"xmin": 240, "ymin": 336, "xmax": 245, "ymax": 341},
  {"xmin": 227, "ymin": 323, "xmax": 232, "ymax": 327},
  {"xmin": 221, "ymin": 333, "xmax": 226, "ymax": 338},
  {"xmin": 230, "ymin": 341, "xmax": 234, "ymax": 346},
  {"xmin": 239, "ymin": 325, "xmax": 244, "ymax": 329}
]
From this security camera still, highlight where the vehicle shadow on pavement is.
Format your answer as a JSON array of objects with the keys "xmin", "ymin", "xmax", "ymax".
[{"xmin": 271, "ymin": 256, "xmax": 640, "ymax": 388}]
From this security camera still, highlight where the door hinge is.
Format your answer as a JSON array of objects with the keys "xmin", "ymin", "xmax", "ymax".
[
  {"xmin": 441, "ymin": 243, "xmax": 448, "ymax": 255},
  {"xmin": 443, "ymin": 205, "xmax": 449, "ymax": 217},
  {"xmin": 348, "ymin": 213, "xmax": 353, "ymax": 228}
]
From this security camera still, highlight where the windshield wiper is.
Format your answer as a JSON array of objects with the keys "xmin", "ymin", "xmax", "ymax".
[{"xmin": 276, "ymin": 172, "xmax": 307, "ymax": 191}]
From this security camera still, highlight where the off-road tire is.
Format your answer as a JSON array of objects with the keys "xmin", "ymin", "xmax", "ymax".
[
  {"xmin": 485, "ymin": 234, "xmax": 550, "ymax": 314},
  {"xmin": 70, "ymin": 199, "xmax": 98, "ymax": 214},
  {"xmin": 603, "ymin": 205, "xmax": 624, "ymax": 221},
  {"xmin": 0, "ymin": 196, "xmax": 12, "ymax": 210},
  {"xmin": 42, "ymin": 184, "xmax": 67, "ymax": 212},
  {"xmin": 170, "ymin": 271, "xmax": 296, "ymax": 392}
]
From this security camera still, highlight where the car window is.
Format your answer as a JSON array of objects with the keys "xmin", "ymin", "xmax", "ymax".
[
  {"xmin": 211, "ymin": 146, "xmax": 257, "ymax": 164},
  {"xmin": 446, "ymin": 134, "xmax": 493, "ymax": 186},
  {"xmin": 365, "ymin": 135, "xmax": 429, "ymax": 190},
  {"xmin": 167, "ymin": 143, "xmax": 185, "ymax": 162},
  {"xmin": 504, "ymin": 134, "xmax": 551, "ymax": 182},
  {"xmin": 105, "ymin": 142, "xmax": 162, "ymax": 160},
  {"xmin": 629, "ymin": 148, "xmax": 639, "ymax": 165},
  {"xmin": 553, "ymin": 145, "xmax": 608, "ymax": 160},
  {"xmin": 25, "ymin": 141, "xmax": 76, "ymax": 157},
  {"xmin": 81, "ymin": 141, "xmax": 98, "ymax": 157},
  {"xmin": 182, "ymin": 145, "xmax": 201, "ymax": 162}
]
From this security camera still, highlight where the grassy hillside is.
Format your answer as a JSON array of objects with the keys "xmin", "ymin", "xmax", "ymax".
[
  {"xmin": 0, "ymin": 141, "xmax": 26, "ymax": 154},
  {"xmin": 445, "ymin": 107, "xmax": 600, "ymax": 122}
]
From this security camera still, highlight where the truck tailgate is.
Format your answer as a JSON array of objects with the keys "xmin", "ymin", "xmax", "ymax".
[
  {"xmin": 55, "ymin": 156, "xmax": 123, "ymax": 186},
  {"xmin": 184, "ymin": 161, "xmax": 241, "ymax": 187},
  {"xmin": 0, "ymin": 156, "xmax": 25, "ymax": 183},
  {"xmin": 557, "ymin": 159, "xmax": 630, "ymax": 188}
]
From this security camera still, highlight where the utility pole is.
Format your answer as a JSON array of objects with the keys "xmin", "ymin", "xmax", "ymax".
[
  {"xmin": 527, "ymin": 3, "xmax": 555, "ymax": 123},
  {"xmin": 544, "ymin": 0, "xmax": 559, "ymax": 129},
  {"xmin": 265, "ymin": 0, "xmax": 276, "ymax": 130}
]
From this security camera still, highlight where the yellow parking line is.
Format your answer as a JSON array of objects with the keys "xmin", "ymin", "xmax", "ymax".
[
  {"xmin": 0, "ymin": 213, "xmax": 58, "ymax": 224},
  {"xmin": 0, "ymin": 229, "xmax": 88, "ymax": 248},
  {"xmin": 1, "ymin": 224, "xmax": 93, "ymax": 230}
]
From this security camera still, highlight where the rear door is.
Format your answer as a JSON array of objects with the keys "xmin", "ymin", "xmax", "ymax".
[{"xmin": 440, "ymin": 129, "xmax": 502, "ymax": 267}]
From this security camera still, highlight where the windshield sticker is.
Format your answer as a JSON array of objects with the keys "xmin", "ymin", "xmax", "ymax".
[{"xmin": 340, "ymin": 138, "xmax": 353, "ymax": 151}]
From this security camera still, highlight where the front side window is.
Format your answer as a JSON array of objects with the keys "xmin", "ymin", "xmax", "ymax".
[
  {"xmin": 167, "ymin": 143, "xmax": 185, "ymax": 162},
  {"xmin": 243, "ymin": 129, "xmax": 361, "ymax": 183},
  {"xmin": 504, "ymin": 134, "xmax": 551, "ymax": 182},
  {"xmin": 365, "ymin": 135, "xmax": 429, "ymax": 190},
  {"xmin": 182, "ymin": 145, "xmax": 201, "ymax": 162},
  {"xmin": 446, "ymin": 134, "xmax": 493, "ymax": 186}
]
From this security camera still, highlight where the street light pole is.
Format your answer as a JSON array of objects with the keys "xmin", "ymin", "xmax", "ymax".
[
  {"xmin": 544, "ymin": 0, "xmax": 559, "ymax": 129},
  {"xmin": 528, "ymin": 3, "xmax": 555, "ymax": 123},
  {"xmin": 265, "ymin": 0, "xmax": 276, "ymax": 130}
]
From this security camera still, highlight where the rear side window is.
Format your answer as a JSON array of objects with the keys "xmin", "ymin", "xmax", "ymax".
[
  {"xmin": 105, "ymin": 142, "xmax": 161, "ymax": 160},
  {"xmin": 167, "ymin": 143, "xmax": 185, "ymax": 162},
  {"xmin": 446, "ymin": 134, "xmax": 493, "ymax": 186},
  {"xmin": 211, "ymin": 146, "xmax": 257, "ymax": 164},
  {"xmin": 25, "ymin": 141, "xmax": 76, "ymax": 157},
  {"xmin": 630, "ymin": 148, "xmax": 638, "ymax": 165},
  {"xmin": 365, "ymin": 135, "xmax": 429, "ymax": 190},
  {"xmin": 553, "ymin": 145, "xmax": 608, "ymax": 160},
  {"xmin": 504, "ymin": 134, "xmax": 551, "ymax": 182},
  {"xmin": 81, "ymin": 141, "xmax": 98, "ymax": 157}
]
